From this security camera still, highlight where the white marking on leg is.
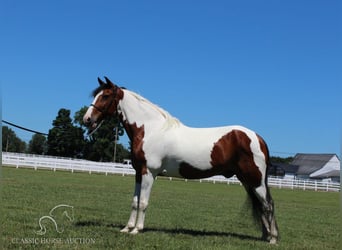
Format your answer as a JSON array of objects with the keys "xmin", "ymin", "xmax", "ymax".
[
  {"xmin": 121, "ymin": 182, "xmax": 141, "ymax": 233},
  {"xmin": 131, "ymin": 170, "xmax": 155, "ymax": 234}
]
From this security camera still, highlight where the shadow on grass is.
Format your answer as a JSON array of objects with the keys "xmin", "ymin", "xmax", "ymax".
[
  {"xmin": 75, "ymin": 220, "xmax": 261, "ymax": 242},
  {"xmin": 145, "ymin": 227, "xmax": 261, "ymax": 241}
]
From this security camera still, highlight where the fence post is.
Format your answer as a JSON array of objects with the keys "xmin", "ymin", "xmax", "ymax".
[{"xmin": 15, "ymin": 156, "xmax": 19, "ymax": 168}]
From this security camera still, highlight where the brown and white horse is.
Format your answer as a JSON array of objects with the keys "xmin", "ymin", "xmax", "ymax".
[{"xmin": 83, "ymin": 77, "xmax": 279, "ymax": 243}]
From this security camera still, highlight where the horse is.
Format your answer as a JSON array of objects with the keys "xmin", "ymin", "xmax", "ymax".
[{"xmin": 83, "ymin": 77, "xmax": 279, "ymax": 244}]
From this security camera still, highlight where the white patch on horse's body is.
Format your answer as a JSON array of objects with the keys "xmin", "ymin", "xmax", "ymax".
[{"xmin": 245, "ymin": 129, "xmax": 267, "ymax": 200}]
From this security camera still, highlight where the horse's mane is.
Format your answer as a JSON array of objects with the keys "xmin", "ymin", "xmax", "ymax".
[
  {"xmin": 125, "ymin": 90, "xmax": 181, "ymax": 129},
  {"xmin": 92, "ymin": 83, "xmax": 127, "ymax": 97},
  {"xmin": 91, "ymin": 83, "xmax": 181, "ymax": 128},
  {"xmin": 91, "ymin": 84, "xmax": 113, "ymax": 97}
]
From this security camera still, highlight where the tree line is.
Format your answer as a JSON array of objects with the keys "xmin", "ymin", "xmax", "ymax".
[{"xmin": 2, "ymin": 107, "xmax": 130, "ymax": 162}]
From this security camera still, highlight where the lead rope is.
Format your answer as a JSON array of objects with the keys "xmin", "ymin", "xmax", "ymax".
[{"xmin": 87, "ymin": 120, "xmax": 105, "ymax": 137}]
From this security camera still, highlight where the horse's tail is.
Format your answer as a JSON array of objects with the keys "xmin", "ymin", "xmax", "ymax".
[
  {"xmin": 245, "ymin": 186, "xmax": 263, "ymax": 227},
  {"xmin": 262, "ymin": 135, "xmax": 271, "ymax": 184}
]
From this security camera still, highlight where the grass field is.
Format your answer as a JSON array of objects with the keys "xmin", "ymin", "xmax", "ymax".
[{"xmin": 1, "ymin": 166, "xmax": 340, "ymax": 249}]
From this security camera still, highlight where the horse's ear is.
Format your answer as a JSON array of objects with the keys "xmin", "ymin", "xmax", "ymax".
[
  {"xmin": 104, "ymin": 76, "xmax": 115, "ymax": 87},
  {"xmin": 98, "ymin": 77, "xmax": 105, "ymax": 86}
]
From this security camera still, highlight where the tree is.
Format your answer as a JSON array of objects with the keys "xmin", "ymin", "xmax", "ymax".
[
  {"xmin": 2, "ymin": 126, "xmax": 26, "ymax": 153},
  {"xmin": 47, "ymin": 109, "xmax": 85, "ymax": 157},
  {"xmin": 114, "ymin": 143, "xmax": 131, "ymax": 163},
  {"xmin": 28, "ymin": 133, "xmax": 47, "ymax": 154},
  {"xmin": 270, "ymin": 156, "xmax": 294, "ymax": 164},
  {"xmin": 73, "ymin": 106, "xmax": 89, "ymax": 133},
  {"xmin": 74, "ymin": 106, "xmax": 129, "ymax": 162},
  {"xmin": 83, "ymin": 115, "xmax": 126, "ymax": 162}
]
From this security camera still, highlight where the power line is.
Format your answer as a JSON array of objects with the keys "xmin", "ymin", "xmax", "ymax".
[{"xmin": 2, "ymin": 120, "xmax": 48, "ymax": 136}]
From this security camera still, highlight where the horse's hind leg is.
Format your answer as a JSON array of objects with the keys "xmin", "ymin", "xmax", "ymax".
[{"xmin": 246, "ymin": 184, "xmax": 279, "ymax": 244}]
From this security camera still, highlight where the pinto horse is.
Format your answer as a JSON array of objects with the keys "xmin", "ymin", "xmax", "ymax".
[{"xmin": 83, "ymin": 77, "xmax": 279, "ymax": 244}]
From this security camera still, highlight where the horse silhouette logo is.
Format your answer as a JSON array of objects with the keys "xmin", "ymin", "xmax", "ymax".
[{"xmin": 36, "ymin": 204, "xmax": 74, "ymax": 235}]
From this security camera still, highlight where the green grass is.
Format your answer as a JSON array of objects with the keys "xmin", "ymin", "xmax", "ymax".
[{"xmin": 1, "ymin": 166, "xmax": 340, "ymax": 249}]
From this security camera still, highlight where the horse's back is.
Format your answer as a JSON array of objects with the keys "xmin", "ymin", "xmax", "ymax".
[{"xmin": 148, "ymin": 124, "xmax": 267, "ymax": 178}]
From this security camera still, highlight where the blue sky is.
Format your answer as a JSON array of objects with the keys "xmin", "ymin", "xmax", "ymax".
[{"xmin": 1, "ymin": 0, "xmax": 341, "ymax": 157}]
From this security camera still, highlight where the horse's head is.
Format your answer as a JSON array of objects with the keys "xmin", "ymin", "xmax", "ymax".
[{"xmin": 83, "ymin": 77, "xmax": 122, "ymax": 133}]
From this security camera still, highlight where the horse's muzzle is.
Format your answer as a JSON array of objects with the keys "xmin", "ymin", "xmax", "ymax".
[{"xmin": 83, "ymin": 115, "xmax": 97, "ymax": 130}]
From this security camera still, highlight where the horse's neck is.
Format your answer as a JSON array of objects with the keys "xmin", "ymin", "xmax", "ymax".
[{"xmin": 119, "ymin": 90, "xmax": 168, "ymax": 128}]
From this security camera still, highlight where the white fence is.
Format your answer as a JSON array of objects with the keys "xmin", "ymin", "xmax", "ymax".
[
  {"xmin": 2, "ymin": 152, "xmax": 340, "ymax": 192},
  {"xmin": 2, "ymin": 152, "xmax": 135, "ymax": 176}
]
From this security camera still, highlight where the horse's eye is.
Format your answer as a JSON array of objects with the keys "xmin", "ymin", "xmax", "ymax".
[{"xmin": 102, "ymin": 95, "xmax": 109, "ymax": 100}]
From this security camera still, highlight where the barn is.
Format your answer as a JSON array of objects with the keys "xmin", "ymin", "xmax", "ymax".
[
  {"xmin": 269, "ymin": 154, "xmax": 340, "ymax": 182},
  {"xmin": 293, "ymin": 154, "xmax": 340, "ymax": 182},
  {"xmin": 268, "ymin": 162, "xmax": 299, "ymax": 179}
]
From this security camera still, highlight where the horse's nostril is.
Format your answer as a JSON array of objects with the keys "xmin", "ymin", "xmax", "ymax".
[{"xmin": 84, "ymin": 116, "xmax": 92, "ymax": 124}]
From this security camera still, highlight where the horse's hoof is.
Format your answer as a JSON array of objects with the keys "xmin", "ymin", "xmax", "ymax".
[
  {"xmin": 269, "ymin": 237, "xmax": 277, "ymax": 244},
  {"xmin": 130, "ymin": 228, "xmax": 139, "ymax": 235},
  {"xmin": 120, "ymin": 227, "xmax": 130, "ymax": 233}
]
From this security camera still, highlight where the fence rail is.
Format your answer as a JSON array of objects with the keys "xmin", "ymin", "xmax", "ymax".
[
  {"xmin": 2, "ymin": 152, "xmax": 340, "ymax": 192},
  {"xmin": 2, "ymin": 152, "xmax": 135, "ymax": 176}
]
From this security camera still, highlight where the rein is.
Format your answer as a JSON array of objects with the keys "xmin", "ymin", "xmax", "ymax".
[{"xmin": 87, "ymin": 120, "xmax": 104, "ymax": 136}]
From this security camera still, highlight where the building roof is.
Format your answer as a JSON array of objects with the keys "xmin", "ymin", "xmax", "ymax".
[
  {"xmin": 281, "ymin": 163, "xmax": 300, "ymax": 174},
  {"xmin": 269, "ymin": 162, "xmax": 299, "ymax": 176},
  {"xmin": 291, "ymin": 153, "xmax": 339, "ymax": 176}
]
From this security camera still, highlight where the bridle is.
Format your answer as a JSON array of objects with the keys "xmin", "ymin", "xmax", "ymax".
[
  {"xmin": 87, "ymin": 96, "xmax": 117, "ymax": 136},
  {"xmin": 90, "ymin": 91, "xmax": 117, "ymax": 118},
  {"xmin": 90, "ymin": 103, "xmax": 109, "ymax": 115}
]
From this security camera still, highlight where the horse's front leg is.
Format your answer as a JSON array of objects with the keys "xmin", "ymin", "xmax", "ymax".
[
  {"xmin": 130, "ymin": 169, "xmax": 155, "ymax": 234},
  {"xmin": 121, "ymin": 169, "xmax": 155, "ymax": 234},
  {"xmin": 120, "ymin": 177, "xmax": 141, "ymax": 233}
]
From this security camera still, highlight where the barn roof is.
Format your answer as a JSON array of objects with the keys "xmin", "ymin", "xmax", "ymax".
[
  {"xmin": 291, "ymin": 154, "xmax": 338, "ymax": 176},
  {"xmin": 269, "ymin": 162, "xmax": 299, "ymax": 176},
  {"xmin": 280, "ymin": 163, "xmax": 300, "ymax": 174}
]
